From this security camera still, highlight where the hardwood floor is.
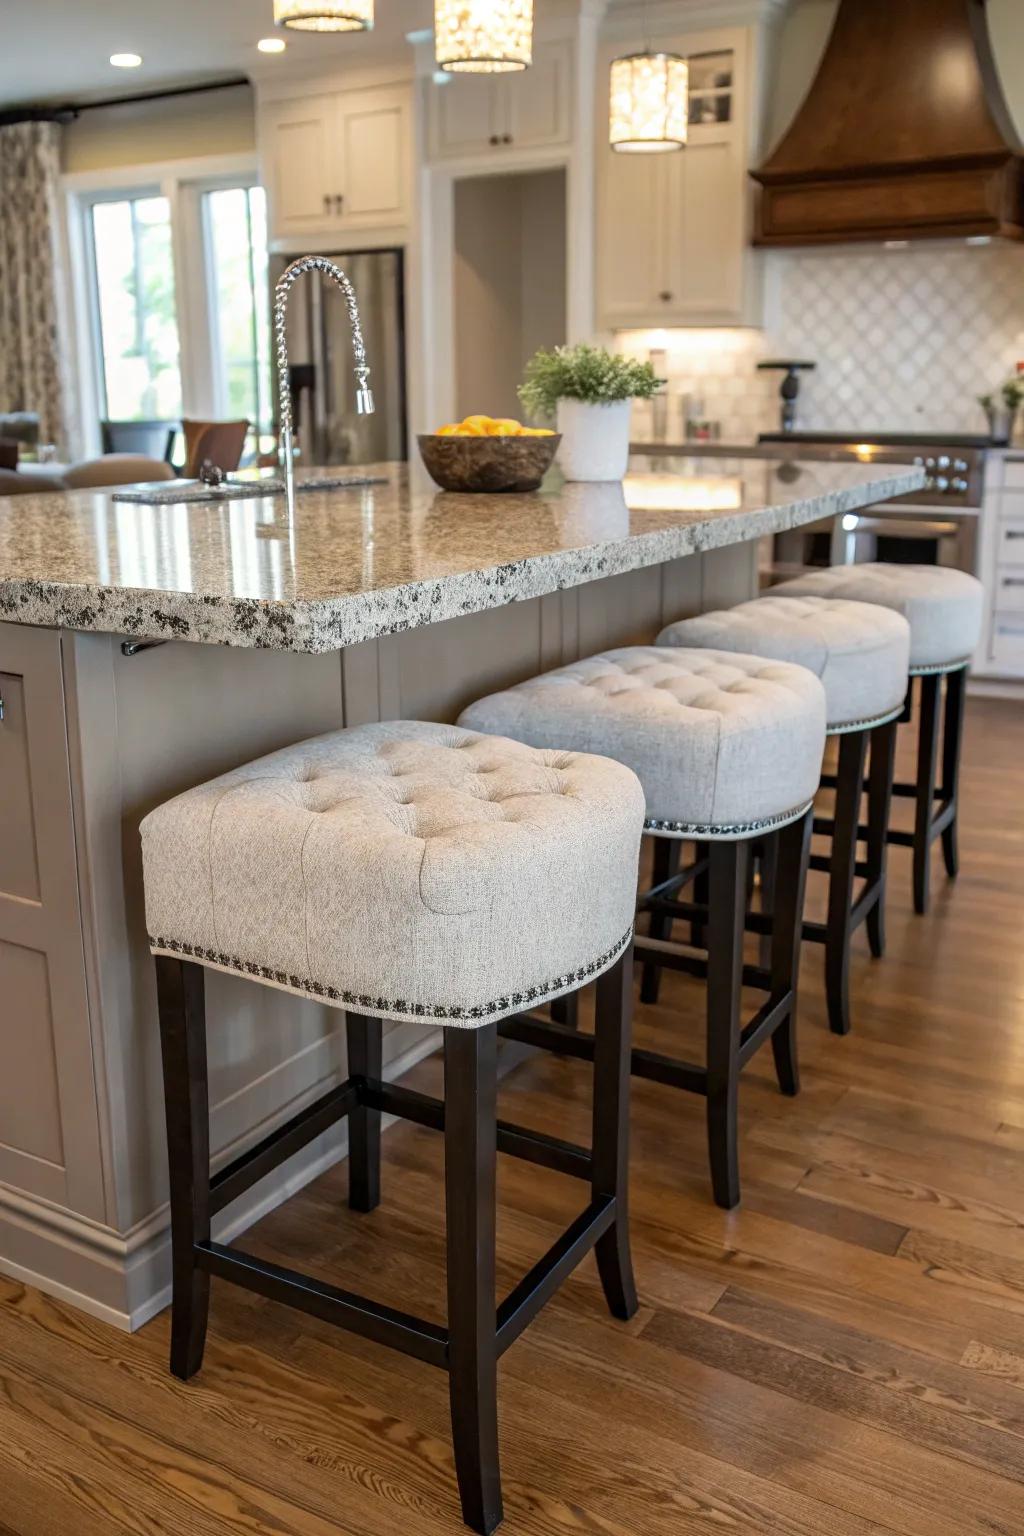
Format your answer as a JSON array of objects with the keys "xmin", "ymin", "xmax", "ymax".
[{"xmin": 1, "ymin": 695, "xmax": 1023, "ymax": 1535}]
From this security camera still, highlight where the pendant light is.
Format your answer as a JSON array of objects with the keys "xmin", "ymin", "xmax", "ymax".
[
  {"xmin": 434, "ymin": 0, "xmax": 534, "ymax": 73},
  {"xmin": 609, "ymin": 48, "xmax": 688, "ymax": 152},
  {"xmin": 273, "ymin": 0, "xmax": 373, "ymax": 32}
]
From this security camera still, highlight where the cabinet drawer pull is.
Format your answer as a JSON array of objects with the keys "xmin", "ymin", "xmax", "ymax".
[
  {"xmin": 1001, "ymin": 577, "xmax": 1024, "ymax": 587},
  {"xmin": 1004, "ymin": 529, "xmax": 1024, "ymax": 539},
  {"xmin": 0, "ymin": 691, "xmax": 4, "ymax": 723}
]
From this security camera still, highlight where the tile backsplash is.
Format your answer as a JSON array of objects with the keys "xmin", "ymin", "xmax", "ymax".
[{"xmin": 620, "ymin": 241, "xmax": 1024, "ymax": 444}]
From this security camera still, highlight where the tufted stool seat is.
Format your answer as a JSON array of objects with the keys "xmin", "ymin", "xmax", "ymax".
[
  {"xmin": 656, "ymin": 596, "xmax": 912, "ymax": 1037},
  {"xmin": 657, "ymin": 595, "xmax": 910, "ymax": 733},
  {"xmin": 142, "ymin": 720, "xmax": 643, "ymax": 1025},
  {"xmin": 458, "ymin": 648, "xmax": 827, "ymax": 838},
  {"xmin": 772, "ymin": 563, "xmax": 984, "ymax": 914},
  {"xmin": 770, "ymin": 562, "xmax": 983, "ymax": 673},
  {"xmin": 460, "ymin": 647, "xmax": 827, "ymax": 1209},
  {"xmin": 142, "ymin": 719, "xmax": 646, "ymax": 1534}
]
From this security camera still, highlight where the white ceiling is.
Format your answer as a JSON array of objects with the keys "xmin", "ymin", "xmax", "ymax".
[{"xmin": 0, "ymin": 0, "xmax": 434, "ymax": 109}]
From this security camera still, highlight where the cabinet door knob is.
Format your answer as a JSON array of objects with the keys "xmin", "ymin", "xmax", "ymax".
[
  {"xmin": 489, "ymin": 134, "xmax": 499, "ymax": 146},
  {"xmin": 323, "ymin": 194, "xmax": 331, "ymax": 214},
  {"xmin": 335, "ymin": 194, "xmax": 344, "ymax": 214},
  {"xmin": 502, "ymin": 133, "xmax": 512, "ymax": 144},
  {"xmin": 659, "ymin": 290, "xmax": 673, "ymax": 302}
]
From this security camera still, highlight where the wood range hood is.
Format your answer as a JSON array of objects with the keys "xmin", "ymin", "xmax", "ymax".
[{"xmin": 751, "ymin": 0, "xmax": 1024, "ymax": 245}]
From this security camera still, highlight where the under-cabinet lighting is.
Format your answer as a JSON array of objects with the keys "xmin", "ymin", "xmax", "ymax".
[
  {"xmin": 623, "ymin": 474, "xmax": 742, "ymax": 512},
  {"xmin": 110, "ymin": 52, "xmax": 142, "ymax": 68}
]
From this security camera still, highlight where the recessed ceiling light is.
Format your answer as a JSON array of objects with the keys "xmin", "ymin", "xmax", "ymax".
[
  {"xmin": 110, "ymin": 52, "xmax": 142, "ymax": 68},
  {"xmin": 257, "ymin": 36, "xmax": 287, "ymax": 52}
]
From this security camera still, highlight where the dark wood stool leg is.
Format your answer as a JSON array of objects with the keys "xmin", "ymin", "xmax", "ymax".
[
  {"xmin": 865, "ymin": 718, "xmax": 898, "ymax": 959},
  {"xmin": 155, "ymin": 955, "xmax": 211, "ymax": 1382},
  {"xmin": 913, "ymin": 673, "xmax": 941, "ymax": 915},
  {"xmin": 691, "ymin": 840, "xmax": 709, "ymax": 949},
  {"xmin": 940, "ymin": 666, "xmax": 966, "ymax": 880},
  {"xmin": 706, "ymin": 839, "xmax": 748, "ymax": 1210},
  {"xmin": 640, "ymin": 837, "xmax": 680, "ymax": 1005},
  {"xmin": 550, "ymin": 992, "xmax": 580, "ymax": 1028},
  {"xmin": 769, "ymin": 812, "xmax": 813, "ymax": 1097},
  {"xmin": 445, "ymin": 1025, "xmax": 502, "ymax": 1536},
  {"xmin": 345, "ymin": 1013, "xmax": 382, "ymax": 1213},
  {"xmin": 591, "ymin": 947, "xmax": 638, "ymax": 1320},
  {"xmin": 756, "ymin": 832, "xmax": 779, "ymax": 973},
  {"xmin": 824, "ymin": 729, "xmax": 869, "ymax": 1036}
]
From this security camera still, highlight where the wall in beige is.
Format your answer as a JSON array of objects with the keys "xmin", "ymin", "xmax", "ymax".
[{"xmin": 62, "ymin": 83, "xmax": 256, "ymax": 174}]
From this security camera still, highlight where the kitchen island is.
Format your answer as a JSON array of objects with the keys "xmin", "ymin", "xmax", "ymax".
[{"xmin": 0, "ymin": 455, "xmax": 923, "ymax": 1327}]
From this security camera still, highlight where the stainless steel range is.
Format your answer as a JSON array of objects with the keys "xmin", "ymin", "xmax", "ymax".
[{"xmin": 758, "ymin": 432, "xmax": 987, "ymax": 577}]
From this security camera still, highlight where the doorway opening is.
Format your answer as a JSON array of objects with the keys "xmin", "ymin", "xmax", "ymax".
[{"xmin": 452, "ymin": 167, "xmax": 567, "ymax": 423}]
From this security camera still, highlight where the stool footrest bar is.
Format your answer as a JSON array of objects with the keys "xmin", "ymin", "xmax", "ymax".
[
  {"xmin": 495, "ymin": 1196, "xmax": 616, "ymax": 1356},
  {"xmin": 366, "ymin": 1080, "xmax": 593, "ymax": 1180},
  {"xmin": 738, "ymin": 993, "xmax": 792, "ymax": 1067},
  {"xmin": 195, "ymin": 1241, "xmax": 449, "ymax": 1367},
  {"xmin": 210, "ymin": 1079, "xmax": 360, "ymax": 1216}
]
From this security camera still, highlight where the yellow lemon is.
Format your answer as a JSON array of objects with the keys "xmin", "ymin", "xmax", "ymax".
[
  {"xmin": 435, "ymin": 423, "xmax": 460, "ymax": 435},
  {"xmin": 487, "ymin": 418, "xmax": 524, "ymax": 436},
  {"xmin": 460, "ymin": 414, "xmax": 494, "ymax": 433}
]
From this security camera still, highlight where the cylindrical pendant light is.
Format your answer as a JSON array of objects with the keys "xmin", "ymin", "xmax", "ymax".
[
  {"xmin": 609, "ymin": 51, "xmax": 688, "ymax": 152},
  {"xmin": 435, "ymin": 0, "xmax": 533, "ymax": 73},
  {"xmin": 273, "ymin": 0, "xmax": 373, "ymax": 32}
]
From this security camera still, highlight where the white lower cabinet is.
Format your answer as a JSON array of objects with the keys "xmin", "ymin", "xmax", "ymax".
[
  {"xmin": 974, "ymin": 456, "xmax": 1024, "ymax": 678},
  {"xmin": 260, "ymin": 83, "xmax": 412, "ymax": 241}
]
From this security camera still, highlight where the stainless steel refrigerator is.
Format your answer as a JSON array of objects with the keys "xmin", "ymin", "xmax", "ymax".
[{"xmin": 269, "ymin": 247, "xmax": 406, "ymax": 467}]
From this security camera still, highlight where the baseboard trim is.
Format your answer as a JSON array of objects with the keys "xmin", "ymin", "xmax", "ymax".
[{"xmin": 0, "ymin": 1028, "xmax": 442, "ymax": 1332}]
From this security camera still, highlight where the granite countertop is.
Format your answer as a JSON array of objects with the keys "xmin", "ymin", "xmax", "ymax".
[{"xmin": 0, "ymin": 458, "xmax": 925, "ymax": 653}]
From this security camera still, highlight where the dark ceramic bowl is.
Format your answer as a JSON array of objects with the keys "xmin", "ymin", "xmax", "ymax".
[{"xmin": 417, "ymin": 432, "xmax": 560, "ymax": 493}]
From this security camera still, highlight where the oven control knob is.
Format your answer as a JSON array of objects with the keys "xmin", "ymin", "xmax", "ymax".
[
  {"xmin": 952, "ymin": 477, "xmax": 968, "ymax": 493},
  {"xmin": 924, "ymin": 457, "xmax": 937, "ymax": 471},
  {"xmin": 936, "ymin": 455, "xmax": 951, "ymax": 470},
  {"xmin": 953, "ymin": 458, "xmax": 969, "ymax": 472},
  {"xmin": 934, "ymin": 476, "xmax": 949, "ymax": 492},
  {"xmin": 913, "ymin": 455, "xmax": 925, "ymax": 466}
]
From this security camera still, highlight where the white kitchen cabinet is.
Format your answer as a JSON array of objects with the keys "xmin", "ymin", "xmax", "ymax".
[
  {"xmin": 595, "ymin": 31, "xmax": 759, "ymax": 329},
  {"xmin": 973, "ymin": 452, "xmax": 1024, "ymax": 680},
  {"xmin": 260, "ymin": 84, "xmax": 412, "ymax": 242},
  {"xmin": 427, "ymin": 40, "xmax": 573, "ymax": 160}
]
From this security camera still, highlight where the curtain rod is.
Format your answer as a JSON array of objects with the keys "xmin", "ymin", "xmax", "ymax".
[{"xmin": 0, "ymin": 75, "xmax": 250, "ymax": 128}]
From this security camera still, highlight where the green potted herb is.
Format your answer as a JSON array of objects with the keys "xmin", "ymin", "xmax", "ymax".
[
  {"xmin": 519, "ymin": 344, "xmax": 660, "ymax": 481},
  {"xmin": 978, "ymin": 380, "xmax": 1024, "ymax": 444}
]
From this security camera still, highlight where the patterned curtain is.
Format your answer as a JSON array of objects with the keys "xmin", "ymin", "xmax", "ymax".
[{"xmin": 0, "ymin": 121, "xmax": 68, "ymax": 452}]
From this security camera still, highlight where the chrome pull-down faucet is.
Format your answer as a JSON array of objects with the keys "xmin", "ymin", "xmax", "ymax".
[{"xmin": 273, "ymin": 255, "xmax": 375, "ymax": 511}]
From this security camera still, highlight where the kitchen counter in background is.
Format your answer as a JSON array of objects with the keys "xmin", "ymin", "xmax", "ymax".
[
  {"xmin": 0, "ymin": 458, "xmax": 923, "ymax": 652},
  {"xmin": 0, "ymin": 452, "xmax": 924, "ymax": 1334}
]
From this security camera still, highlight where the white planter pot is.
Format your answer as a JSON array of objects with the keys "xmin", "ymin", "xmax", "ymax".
[{"xmin": 556, "ymin": 398, "xmax": 633, "ymax": 482}]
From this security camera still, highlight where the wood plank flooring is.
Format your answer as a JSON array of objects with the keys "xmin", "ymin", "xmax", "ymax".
[{"xmin": 1, "ymin": 695, "xmax": 1023, "ymax": 1534}]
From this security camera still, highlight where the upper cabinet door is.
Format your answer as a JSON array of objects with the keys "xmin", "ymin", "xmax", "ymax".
[
  {"xmin": 261, "ymin": 94, "xmax": 339, "ymax": 234},
  {"xmin": 595, "ymin": 149, "xmax": 667, "ymax": 328},
  {"xmin": 334, "ymin": 88, "xmax": 410, "ymax": 227},
  {"xmin": 429, "ymin": 73, "xmax": 504, "ymax": 158},
  {"xmin": 503, "ymin": 41, "xmax": 572, "ymax": 149},
  {"xmin": 664, "ymin": 136, "xmax": 746, "ymax": 322}
]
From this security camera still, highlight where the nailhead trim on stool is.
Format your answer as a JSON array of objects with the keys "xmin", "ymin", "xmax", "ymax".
[{"xmin": 148, "ymin": 926, "xmax": 634, "ymax": 1026}]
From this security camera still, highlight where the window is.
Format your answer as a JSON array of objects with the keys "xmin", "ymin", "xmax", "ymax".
[
  {"xmin": 74, "ymin": 166, "xmax": 272, "ymax": 460},
  {"xmin": 90, "ymin": 194, "xmax": 182, "ymax": 421},
  {"xmin": 203, "ymin": 185, "xmax": 273, "ymax": 441}
]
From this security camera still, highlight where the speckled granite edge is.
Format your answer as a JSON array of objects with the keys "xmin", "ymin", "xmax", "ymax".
[{"xmin": 0, "ymin": 467, "xmax": 924, "ymax": 653}]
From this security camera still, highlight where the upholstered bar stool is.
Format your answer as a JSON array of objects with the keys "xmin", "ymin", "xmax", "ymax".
[
  {"xmin": 657, "ymin": 596, "xmax": 911, "ymax": 1037},
  {"xmin": 771, "ymin": 564, "xmax": 984, "ymax": 913},
  {"xmin": 460, "ymin": 648, "xmax": 827, "ymax": 1208},
  {"xmin": 141, "ymin": 720, "xmax": 646, "ymax": 1535}
]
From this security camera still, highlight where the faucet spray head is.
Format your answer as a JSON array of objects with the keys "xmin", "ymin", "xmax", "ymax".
[{"xmin": 356, "ymin": 386, "xmax": 375, "ymax": 415}]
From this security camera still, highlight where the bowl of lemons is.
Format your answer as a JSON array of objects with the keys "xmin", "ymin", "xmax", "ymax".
[{"xmin": 418, "ymin": 415, "xmax": 559, "ymax": 493}]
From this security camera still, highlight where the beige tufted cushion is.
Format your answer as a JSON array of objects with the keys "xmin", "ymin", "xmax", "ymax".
[
  {"xmin": 770, "ymin": 564, "xmax": 983, "ymax": 673},
  {"xmin": 140, "ymin": 720, "xmax": 644, "ymax": 1027},
  {"xmin": 657, "ymin": 595, "xmax": 910, "ymax": 733},
  {"xmin": 459, "ymin": 647, "xmax": 827, "ymax": 839}
]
